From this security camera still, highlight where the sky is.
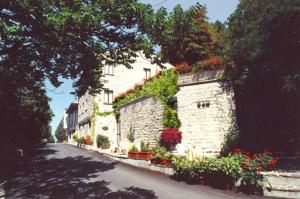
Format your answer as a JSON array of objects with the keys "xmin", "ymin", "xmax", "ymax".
[{"xmin": 47, "ymin": 0, "xmax": 239, "ymax": 135}]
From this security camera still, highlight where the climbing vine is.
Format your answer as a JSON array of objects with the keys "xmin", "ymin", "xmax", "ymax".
[
  {"xmin": 89, "ymin": 101, "xmax": 98, "ymax": 141},
  {"xmin": 96, "ymin": 111, "xmax": 114, "ymax": 117},
  {"xmin": 113, "ymin": 69, "xmax": 181, "ymax": 128}
]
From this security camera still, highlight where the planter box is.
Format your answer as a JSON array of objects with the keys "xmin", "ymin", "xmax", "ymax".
[
  {"xmin": 128, "ymin": 152, "xmax": 153, "ymax": 159},
  {"xmin": 150, "ymin": 158, "xmax": 172, "ymax": 167}
]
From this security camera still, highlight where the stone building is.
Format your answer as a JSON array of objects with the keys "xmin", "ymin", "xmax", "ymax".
[
  {"xmin": 117, "ymin": 70, "xmax": 235, "ymax": 156},
  {"xmin": 66, "ymin": 101, "xmax": 78, "ymax": 143},
  {"xmin": 77, "ymin": 52, "xmax": 172, "ymax": 147},
  {"xmin": 77, "ymin": 92, "xmax": 94, "ymax": 137}
]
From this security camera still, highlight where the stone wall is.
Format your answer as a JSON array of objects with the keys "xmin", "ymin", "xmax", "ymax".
[
  {"xmin": 118, "ymin": 96, "xmax": 164, "ymax": 146},
  {"xmin": 177, "ymin": 71, "xmax": 235, "ymax": 156},
  {"xmin": 117, "ymin": 70, "xmax": 236, "ymax": 156}
]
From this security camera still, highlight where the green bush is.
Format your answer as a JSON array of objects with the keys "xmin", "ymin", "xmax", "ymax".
[
  {"xmin": 128, "ymin": 144, "xmax": 139, "ymax": 152},
  {"xmin": 151, "ymin": 146, "xmax": 173, "ymax": 159},
  {"xmin": 96, "ymin": 135, "xmax": 110, "ymax": 149},
  {"xmin": 77, "ymin": 136, "xmax": 84, "ymax": 144},
  {"xmin": 140, "ymin": 141, "xmax": 151, "ymax": 152},
  {"xmin": 171, "ymin": 156, "xmax": 242, "ymax": 182},
  {"xmin": 72, "ymin": 133, "xmax": 78, "ymax": 141}
]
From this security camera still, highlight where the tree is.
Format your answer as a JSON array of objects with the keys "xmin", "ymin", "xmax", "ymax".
[
  {"xmin": 225, "ymin": 0, "xmax": 300, "ymax": 152},
  {"xmin": 146, "ymin": 3, "xmax": 216, "ymax": 66},
  {"xmin": 0, "ymin": 0, "xmax": 157, "ymax": 95},
  {"xmin": 0, "ymin": 63, "xmax": 53, "ymax": 149},
  {"xmin": 0, "ymin": 1, "xmax": 160, "ymax": 149},
  {"xmin": 55, "ymin": 118, "xmax": 67, "ymax": 143},
  {"xmin": 48, "ymin": 134, "xmax": 55, "ymax": 144}
]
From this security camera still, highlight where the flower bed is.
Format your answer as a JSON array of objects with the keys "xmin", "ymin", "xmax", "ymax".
[{"xmin": 171, "ymin": 149, "xmax": 279, "ymax": 193}]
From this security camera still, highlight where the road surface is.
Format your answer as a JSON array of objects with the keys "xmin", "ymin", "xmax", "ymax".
[{"xmin": 2, "ymin": 144, "xmax": 277, "ymax": 199}]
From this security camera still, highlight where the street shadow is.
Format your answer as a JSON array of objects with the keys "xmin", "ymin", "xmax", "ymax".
[{"xmin": 3, "ymin": 145, "xmax": 157, "ymax": 199}]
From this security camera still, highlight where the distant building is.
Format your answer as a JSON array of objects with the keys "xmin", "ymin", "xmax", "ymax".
[{"xmin": 66, "ymin": 101, "xmax": 78, "ymax": 143}]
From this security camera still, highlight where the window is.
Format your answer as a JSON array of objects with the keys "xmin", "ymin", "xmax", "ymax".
[
  {"xmin": 105, "ymin": 64, "xmax": 114, "ymax": 75},
  {"xmin": 144, "ymin": 68, "xmax": 151, "ymax": 79},
  {"xmin": 104, "ymin": 90, "xmax": 113, "ymax": 104}
]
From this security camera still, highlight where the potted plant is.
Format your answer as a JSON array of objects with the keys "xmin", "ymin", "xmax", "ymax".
[
  {"xmin": 160, "ymin": 128, "xmax": 182, "ymax": 151},
  {"xmin": 151, "ymin": 146, "xmax": 173, "ymax": 167},
  {"xmin": 84, "ymin": 135, "xmax": 93, "ymax": 145},
  {"xmin": 127, "ymin": 142, "xmax": 153, "ymax": 159},
  {"xmin": 137, "ymin": 141, "xmax": 153, "ymax": 159},
  {"xmin": 128, "ymin": 144, "xmax": 139, "ymax": 158},
  {"xmin": 77, "ymin": 136, "xmax": 85, "ymax": 147}
]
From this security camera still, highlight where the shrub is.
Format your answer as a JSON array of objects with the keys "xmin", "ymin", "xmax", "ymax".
[
  {"xmin": 77, "ymin": 136, "xmax": 84, "ymax": 144},
  {"xmin": 171, "ymin": 156, "xmax": 241, "ymax": 181},
  {"xmin": 230, "ymin": 149, "xmax": 280, "ymax": 189},
  {"xmin": 160, "ymin": 128, "xmax": 182, "ymax": 150},
  {"xmin": 96, "ymin": 135, "xmax": 110, "ymax": 149},
  {"xmin": 128, "ymin": 144, "xmax": 139, "ymax": 152},
  {"xmin": 151, "ymin": 146, "xmax": 173, "ymax": 159},
  {"xmin": 72, "ymin": 132, "xmax": 78, "ymax": 141},
  {"xmin": 140, "ymin": 141, "xmax": 151, "ymax": 152}
]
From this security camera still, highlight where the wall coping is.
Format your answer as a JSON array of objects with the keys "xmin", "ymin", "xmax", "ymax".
[
  {"xmin": 117, "ymin": 95, "xmax": 156, "ymax": 110},
  {"xmin": 178, "ymin": 70, "xmax": 224, "ymax": 86}
]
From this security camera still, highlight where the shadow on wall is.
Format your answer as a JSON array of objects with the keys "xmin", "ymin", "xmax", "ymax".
[
  {"xmin": 3, "ymin": 146, "xmax": 158, "ymax": 199},
  {"xmin": 220, "ymin": 73, "xmax": 299, "ymax": 155}
]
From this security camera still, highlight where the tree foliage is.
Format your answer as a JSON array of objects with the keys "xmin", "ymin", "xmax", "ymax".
[
  {"xmin": 225, "ymin": 0, "xmax": 300, "ymax": 151},
  {"xmin": 0, "ymin": 0, "xmax": 159, "ymax": 148},
  {"xmin": 0, "ymin": 64, "xmax": 53, "ymax": 148},
  {"xmin": 55, "ymin": 117, "xmax": 67, "ymax": 143},
  {"xmin": 145, "ymin": 3, "xmax": 216, "ymax": 66},
  {"xmin": 0, "ymin": 0, "xmax": 157, "ymax": 94}
]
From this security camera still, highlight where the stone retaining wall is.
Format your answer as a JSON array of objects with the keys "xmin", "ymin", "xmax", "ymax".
[
  {"xmin": 177, "ymin": 71, "xmax": 235, "ymax": 156},
  {"xmin": 118, "ymin": 96, "xmax": 164, "ymax": 146},
  {"xmin": 118, "ymin": 71, "xmax": 236, "ymax": 156}
]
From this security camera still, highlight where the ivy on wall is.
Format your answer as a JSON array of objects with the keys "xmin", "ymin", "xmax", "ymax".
[
  {"xmin": 113, "ymin": 69, "xmax": 181, "ymax": 128},
  {"xmin": 96, "ymin": 111, "xmax": 114, "ymax": 117},
  {"xmin": 89, "ymin": 101, "xmax": 98, "ymax": 140}
]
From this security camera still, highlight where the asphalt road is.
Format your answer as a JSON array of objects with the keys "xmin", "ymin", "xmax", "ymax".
[{"xmin": 2, "ymin": 144, "xmax": 277, "ymax": 199}]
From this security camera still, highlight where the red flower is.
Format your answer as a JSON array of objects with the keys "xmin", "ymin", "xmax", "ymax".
[
  {"xmin": 268, "ymin": 160, "xmax": 276, "ymax": 166},
  {"xmin": 259, "ymin": 157, "xmax": 265, "ymax": 162},
  {"xmin": 264, "ymin": 150, "xmax": 272, "ymax": 156},
  {"xmin": 245, "ymin": 155, "xmax": 251, "ymax": 160},
  {"xmin": 233, "ymin": 148, "xmax": 242, "ymax": 154},
  {"xmin": 161, "ymin": 128, "xmax": 182, "ymax": 147},
  {"xmin": 253, "ymin": 153, "xmax": 257, "ymax": 158}
]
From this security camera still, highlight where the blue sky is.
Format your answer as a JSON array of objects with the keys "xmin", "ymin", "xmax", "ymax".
[{"xmin": 47, "ymin": 0, "xmax": 239, "ymax": 135}]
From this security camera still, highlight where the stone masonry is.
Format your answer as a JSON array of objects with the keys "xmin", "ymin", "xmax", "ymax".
[
  {"xmin": 117, "ymin": 70, "xmax": 236, "ymax": 156},
  {"xmin": 176, "ymin": 70, "xmax": 235, "ymax": 156},
  {"xmin": 118, "ymin": 96, "xmax": 164, "ymax": 146}
]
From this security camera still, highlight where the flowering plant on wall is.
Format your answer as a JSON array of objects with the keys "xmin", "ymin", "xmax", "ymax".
[
  {"xmin": 175, "ymin": 61, "xmax": 192, "ymax": 74},
  {"xmin": 161, "ymin": 128, "xmax": 182, "ymax": 150}
]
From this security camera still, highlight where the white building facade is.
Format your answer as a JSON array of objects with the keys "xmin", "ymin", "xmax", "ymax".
[{"xmin": 77, "ymin": 53, "xmax": 172, "ymax": 148}]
